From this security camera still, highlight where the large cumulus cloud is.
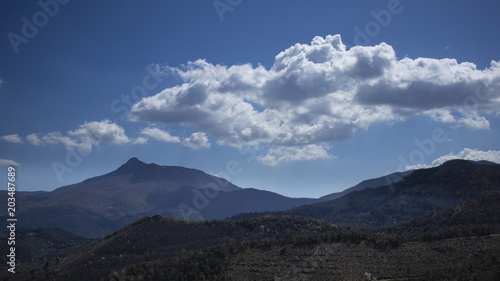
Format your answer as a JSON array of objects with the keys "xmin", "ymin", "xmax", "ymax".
[{"xmin": 130, "ymin": 34, "xmax": 500, "ymax": 164}]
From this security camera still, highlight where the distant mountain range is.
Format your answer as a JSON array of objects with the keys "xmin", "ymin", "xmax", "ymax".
[
  {"xmin": 232, "ymin": 160, "xmax": 500, "ymax": 228},
  {"xmin": 1, "ymin": 158, "xmax": 498, "ymax": 238},
  {"xmin": 0, "ymin": 157, "xmax": 320, "ymax": 237}
]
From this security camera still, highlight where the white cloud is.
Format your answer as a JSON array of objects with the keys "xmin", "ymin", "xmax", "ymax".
[
  {"xmin": 457, "ymin": 113, "xmax": 490, "ymax": 130},
  {"xmin": 140, "ymin": 127, "xmax": 180, "ymax": 143},
  {"xmin": 425, "ymin": 109, "xmax": 456, "ymax": 123},
  {"xmin": 39, "ymin": 120, "xmax": 130, "ymax": 151},
  {"xmin": 132, "ymin": 136, "xmax": 148, "ymax": 144},
  {"xmin": 431, "ymin": 148, "xmax": 500, "ymax": 166},
  {"xmin": 129, "ymin": 34, "xmax": 500, "ymax": 165},
  {"xmin": 41, "ymin": 131, "xmax": 82, "ymax": 150},
  {"xmin": 182, "ymin": 132, "xmax": 211, "ymax": 149},
  {"xmin": 26, "ymin": 133, "xmax": 41, "ymax": 145},
  {"xmin": 69, "ymin": 120, "xmax": 130, "ymax": 146},
  {"xmin": 12, "ymin": 120, "xmax": 129, "ymax": 152},
  {"xmin": 1, "ymin": 134, "xmax": 23, "ymax": 144},
  {"xmin": 0, "ymin": 159, "xmax": 20, "ymax": 166}
]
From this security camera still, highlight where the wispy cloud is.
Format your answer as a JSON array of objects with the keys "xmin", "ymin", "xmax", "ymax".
[
  {"xmin": 40, "ymin": 131, "xmax": 82, "ymax": 150},
  {"xmin": 130, "ymin": 34, "xmax": 500, "ymax": 165},
  {"xmin": 1, "ymin": 134, "xmax": 23, "ymax": 144},
  {"xmin": 26, "ymin": 133, "xmax": 41, "ymax": 145},
  {"xmin": 140, "ymin": 127, "xmax": 180, "ymax": 143},
  {"xmin": 0, "ymin": 159, "xmax": 20, "ymax": 166},
  {"xmin": 6, "ymin": 120, "xmax": 130, "ymax": 152},
  {"xmin": 132, "ymin": 136, "xmax": 148, "ymax": 145}
]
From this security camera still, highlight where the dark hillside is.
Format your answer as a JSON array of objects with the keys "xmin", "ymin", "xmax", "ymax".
[
  {"xmin": 0, "ymin": 228, "xmax": 92, "ymax": 263},
  {"xmin": 10, "ymin": 215, "xmax": 336, "ymax": 280},
  {"xmin": 392, "ymin": 193, "xmax": 500, "ymax": 241},
  {"xmin": 6, "ymin": 184, "xmax": 500, "ymax": 281}
]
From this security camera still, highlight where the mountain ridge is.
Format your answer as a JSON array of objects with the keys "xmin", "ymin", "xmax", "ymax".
[
  {"xmin": 3, "ymin": 157, "xmax": 498, "ymax": 238},
  {"xmin": 319, "ymin": 170, "xmax": 413, "ymax": 201},
  {"xmin": 0, "ymin": 157, "xmax": 317, "ymax": 237},
  {"xmin": 231, "ymin": 159, "xmax": 500, "ymax": 227},
  {"xmin": 70, "ymin": 157, "xmax": 240, "ymax": 192}
]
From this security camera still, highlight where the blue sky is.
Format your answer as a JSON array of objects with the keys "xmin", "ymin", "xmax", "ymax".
[{"xmin": 1, "ymin": 0, "xmax": 500, "ymax": 198}]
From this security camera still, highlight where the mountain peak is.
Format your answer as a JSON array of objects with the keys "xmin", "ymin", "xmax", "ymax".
[
  {"xmin": 115, "ymin": 157, "xmax": 149, "ymax": 174},
  {"xmin": 125, "ymin": 157, "xmax": 146, "ymax": 166}
]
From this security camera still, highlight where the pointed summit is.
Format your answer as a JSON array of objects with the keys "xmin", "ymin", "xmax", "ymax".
[
  {"xmin": 116, "ymin": 157, "xmax": 148, "ymax": 174},
  {"xmin": 80, "ymin": 157, "xmax": 241, "ymax": 191},
  {"xmin": 125, "ymin": 157, "xmax": 146, "ymax": 166}
]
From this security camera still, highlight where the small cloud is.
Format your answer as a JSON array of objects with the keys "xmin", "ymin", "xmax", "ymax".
[
  {"xmin": 41, "ymin": 131, "xmax": 82, "ymax": 150},
  {"xmin": 26, "ymin": 133, "xmax": 41, "ymax": 145},
  {"xmin": 10, "ymin": 120, "xmax": 130, "ymax": 152},
  {"xmin": 458, "ymin": 114, "xmax": 490, "ymax": 130},
  {"xmin": 1, "ymin": 134, "xmax": 23, "ymax": 144},
  {"xmin": 132, "ymin": 136, "xmax": 148, "ymax": 144},
  {"xmin": 426, "ymin": 109, "xmax": 456, "ymax": 123},
  {"xmin": 69, "ymin": 120, "xmax": 130, "ymax": 146},
  {"xmin": 182, "ymin": 132, "xmax": 211, "ymax": 149},
  {"xmin": 140, "ymin": 127, "xmax": 180, "ymax": 143},
  {"xmin": 0, "ymin": 159, "xmax": 20, "ymax": 166}
]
